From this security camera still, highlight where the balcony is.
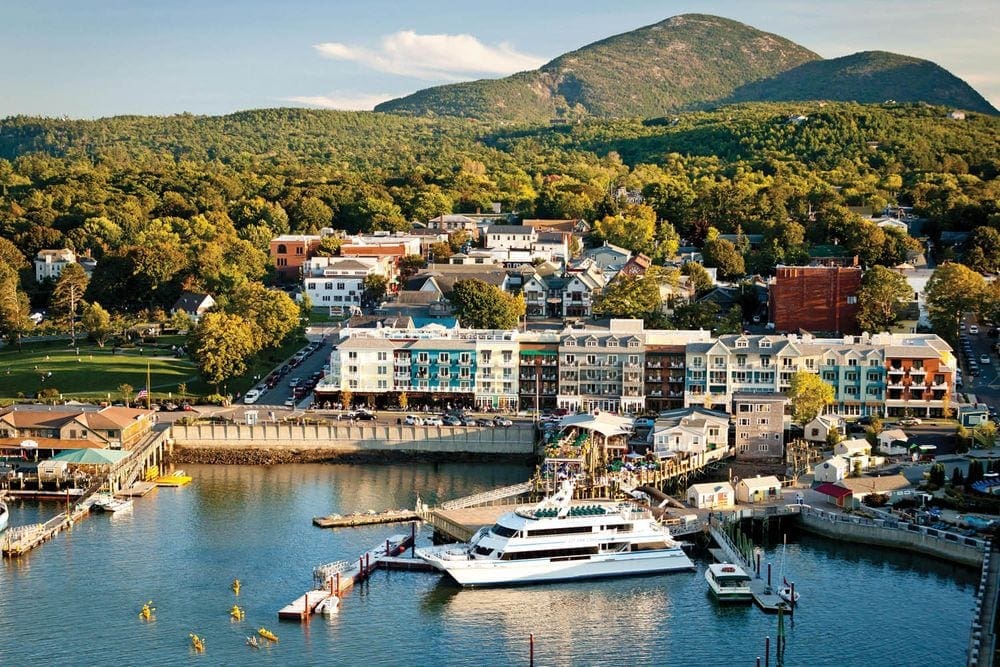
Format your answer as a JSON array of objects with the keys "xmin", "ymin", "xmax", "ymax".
[
  {"xmin": 888, "ymin": 367, "xmax": 904, "ymax": 375},
  {"xmin": 646, "ymin": 375, "xmax": 663, "ymax": 382},
  {"xmin": 646, "ymin": 362, "xmax": 662, "ymax": 369}
]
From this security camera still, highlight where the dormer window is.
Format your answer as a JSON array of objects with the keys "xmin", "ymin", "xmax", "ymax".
[
  {"xmin": 759, "ymin": 340, "xmax": 771, "ymax": 349},
  {"xmin": 735, "ymin": 338, "xmax": 749, "ymax": 348}
]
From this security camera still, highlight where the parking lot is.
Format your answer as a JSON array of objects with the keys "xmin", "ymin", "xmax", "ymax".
[{"xmin": 244, "ymin": 337, "xmax": 333, "ymax": 408}]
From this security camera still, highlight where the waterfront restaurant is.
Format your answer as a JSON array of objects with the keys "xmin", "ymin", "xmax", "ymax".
[{"xmin": 542, "ymin": 413, "xmax": 634, "ymax": 489}]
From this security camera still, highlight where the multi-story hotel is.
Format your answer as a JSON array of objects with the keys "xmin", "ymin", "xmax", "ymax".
[{"xmin": 320, "ymin": 322, "xmax": 954, "ymax": 419}]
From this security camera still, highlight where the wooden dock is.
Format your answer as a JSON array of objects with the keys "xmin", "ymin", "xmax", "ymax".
[
  {"xmin": 2, "ymin": 503, "xmax": 91, "ymax": 557},
  {"xmin": 119, "ymin": 481, "xmax": 157, "ymax": 497},
  {"xmin": 313, "ymin": 509, "xmax": 420, "ymax": 529},
  {"xmin": 708, "ymin": 526, "xmax": 792, "ymax": 614},
  {"xmin": 280, "ymin": 529, "xmax": 417, "ymax": 622}
]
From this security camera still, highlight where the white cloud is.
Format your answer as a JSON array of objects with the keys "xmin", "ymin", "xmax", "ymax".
[
  {"xmin": 313, "ymin": 30, "xmax": 546, "ymax": 80},
  {"xmin": 283, "ymin": 92, "xmax": 396, "ymax": 111}
]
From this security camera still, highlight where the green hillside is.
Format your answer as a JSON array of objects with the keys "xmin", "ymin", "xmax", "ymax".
[
  {"xmin": 727, "ymin": 51, "xmax": 998, "ymax": 114},
  {"xmin": 376, "ymin": 14, "xmax": 820, "ymax": 122}
]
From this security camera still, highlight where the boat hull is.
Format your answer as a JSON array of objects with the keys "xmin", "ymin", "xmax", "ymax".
[
  {"xmin": 0, "ymin": 502, "xmax": 8, "ymax": 534},
  {"xmin": 418, "ymin": 545, "xmax": 694, "ymax": 587}
]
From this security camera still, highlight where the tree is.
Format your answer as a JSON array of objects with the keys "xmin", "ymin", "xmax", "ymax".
[
  {"xmin": 313, "ymin": 235, "xmax": 342, "ymax": 257},
  {"xmin": 681, "ymin": 262, "xmax": 713, "ymax": 296},
  {"xmin": 170, "ymin": 309, "xmax": 193, "ymax": 333},
  {"xmin": 410, "ymin": 188, "xmax": 453, "ymax": 222},
  {"xmin": 363, "ymin": 274, "xmax": 389, "ymax": 305},
  {"xmin": 964, "ymin": 226, "xmax": 1000, "ymax": 274},
  {"xmin": 925, "ymin": 263, "xmax": 986, "ymax": 342},
  {"xmin": 449, "ymin": 279, "xmax": 525, "ymax": 329},
  {"xmin": 430, "ymin": 242, "xmax": 452, "ymax": 263},
  {"xmin": 225, "ymin": 282, "xmax": 299, "ymax": 350},
  {"xmin": 399, "ymin": 254, "xmax": 427, "ymax": 278},
  {"xmin": 119, "ymin": 383, "xmax": 134, "ymax": 407},
  {"xmin": 594, "ymin": 271, "xmax": 663, "ymax": 322},
  {"xmin": 340, "ymin": 388, "xmax": 353, "ymax": 410},
  {"xmin": 51, "ymin": 263, "xmax": 89, "ymax": 342},
  {"xmin": 81, "ymin": 302, "xmax": 113, "ymax": 347},
  {"xmin": 448, "ymin": 230, "xmax": 471, "ymax": 252},
  {"xmin": 0, "ymin": 262, "xmax": 33, "ymax": 350},
  {"xmin": 593, "ymin": 204, "xmax": 656, "ymax": 253},
  {"xmin": 702, "ymin": 238, "xmax": 745, "ymax": 281},
  {"xmin": 857, "ymin": 265, "xmax": 912, "ymax": 332},
  {"xmin": 786, "ymin": 371, "xmax": 834, "ymax": 424},
  {"xmin": 398, "ymin": 391, "xmax": 408, "ymax": 411},
  {"xmin": 189, "ymin": 312, "xmax": 257, "ymax": 390}
]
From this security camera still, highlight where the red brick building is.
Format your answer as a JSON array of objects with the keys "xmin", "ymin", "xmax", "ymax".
[
  {"xmin": 270, "ymin": 235, "xmax": 322, "ymax": 280},
  {"xmin": 769, "ymin": 265, "xmax": 862, "ymax": 334}
]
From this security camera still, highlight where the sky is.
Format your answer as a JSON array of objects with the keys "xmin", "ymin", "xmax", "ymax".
[{"xmin": 1, "ymin": 0, "xmax": 997, "ymax": 118}]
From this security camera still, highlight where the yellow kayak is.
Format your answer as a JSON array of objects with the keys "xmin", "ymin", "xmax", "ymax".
[
  {"xmin": 230, "ymin": 605, "xmax": 245, "ymax": 621},
  {"xmin": 139, "ymin": 601, "xmax": 155, "ymax": 622},
  {"xmin": 189, "ymin": 633, "xmax": 205, "ymax": 652},
  {"xmin": 232, "ymin": 578, "xmax": 241, "ymax": 595},
  {"xmin": 258, "ymin": 627, "xmax": 278, "ymax": 642}
]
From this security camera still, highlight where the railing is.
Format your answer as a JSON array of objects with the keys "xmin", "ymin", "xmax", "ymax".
[{"xmin": 438, "ymin": 481, "xmax": 534, "ymax": 510}]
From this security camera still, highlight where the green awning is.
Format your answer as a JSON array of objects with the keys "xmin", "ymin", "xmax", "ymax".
[
  {"xmin": 519, "ymin": 350, "xmax": 557, "ymax": 356},
  {"xmin": 49, "ymin": 449, "xmax": 130, "ymax": 465}
]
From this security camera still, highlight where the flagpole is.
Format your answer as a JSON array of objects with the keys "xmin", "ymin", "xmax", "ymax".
[{"xmin": 146, "ymin": 362, "xmax": 151, "ymax": 410}]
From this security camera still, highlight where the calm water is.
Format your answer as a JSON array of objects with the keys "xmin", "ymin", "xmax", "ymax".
[{"xmin": 0, "ymin": 463, "xmax": 978, "ymax": 666}]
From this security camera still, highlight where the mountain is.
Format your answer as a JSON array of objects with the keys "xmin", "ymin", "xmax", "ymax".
[
  {"xmin": 376, "ymin": 15, "xmax": 996, "ymax": 122},
  {"xmin": 375, "ymin": 14, "xmax": 820, "ymax": 122},
  {"xmin": 727, "ymin": 51, "xmax": 998, "ymax": 114}
]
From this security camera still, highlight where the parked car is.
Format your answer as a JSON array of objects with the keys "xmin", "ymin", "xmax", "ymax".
[
  {"xmin": 423, "ymin": 416, "xmax": 444, "ymax": 426},
  {"xmin": 898, "ymin": 417, "xmax": 922, "ymax": 426},
  {"xmin": 633, "ymin": 417, "xmax": 656, "ymax": 429},
  {"xmin": 493, "ymin": 417, "xmax": 513, "ymax": 427},
  {"xmin": 443, "ymin": 415, "xmax": 463, "ymax": 426},
  {"xmin": 284, "ymin": 396, "xmax": 295, "ymax": 407},
  {"xmin": 981, "ymin": 354, "xmax": 991, "ymax": 365},
  {"xmin": 405, "ymin": 414, "xmax": 424, "ymax": 426},
  {"xmin": 476, "ymin": 418, "xmax": 494, "ymax": 427},
  {"xmin": 349, "ymin": 410, "xmax": 377, "ymax": 421},
  {"xmin": 288, "ymin": 378, "xmax": 302, "ymax": 388},
  {"xmin": 244, "ymin": 389, "xmax": 261, "ymax": 404},
  {"xmin": 460, "ymin": 416, "xmax": 477, "ymax": 426},
  {"xmin": 970, "ymin": 325, "xmax": 980, "ymax": 334}
]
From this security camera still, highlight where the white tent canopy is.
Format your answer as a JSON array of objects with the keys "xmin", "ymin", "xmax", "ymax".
[{"xmin": 559, "ymin": 413, "xmax": 633, "ymax": 438}]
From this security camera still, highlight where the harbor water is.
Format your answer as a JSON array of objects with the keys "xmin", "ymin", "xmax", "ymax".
[{"xmin": 0, "ymin": 463, "xmax": 978, "ymax": 666}]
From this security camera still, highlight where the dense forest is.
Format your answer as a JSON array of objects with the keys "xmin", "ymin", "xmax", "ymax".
[{"xmin": 0, "ymin": 102, "xmax": 998, "ymax": 322}]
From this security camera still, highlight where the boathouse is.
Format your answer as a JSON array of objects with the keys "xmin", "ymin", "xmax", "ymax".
[
  {"xmin": 686, "ymin": 481, "xmax": 735, "ymax": 509},
  {"xmin": 734, "ymin": 475, "xmax": 782, "ymax": 504}
]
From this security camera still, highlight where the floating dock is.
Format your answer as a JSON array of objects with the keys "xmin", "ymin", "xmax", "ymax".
[
  {"xmin": 119, "ymin": 481, "xmax": 157, "ymax": 497},
  {"xmin": 313, "ymin": 509, "xmax": 420, "ymax": 528},
  {"xmin": 2, "ymin": 503, "xmax": 90, "ymax": 557},
  {"xmin": 708, "ymin": 530, "xmax": 793, "ymax": 614},
  {"xmin": 155, "ymin": 472, "xmax": 192, "ymax": 487},
  {"xmin": 280, "ymin": 529, "xmax": 417, "ymax": 621}
]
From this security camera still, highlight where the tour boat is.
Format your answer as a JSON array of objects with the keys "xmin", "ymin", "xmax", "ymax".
[
  {"xmin": 705, "ymin": 563, "xmax": 753, "ymax": 602},
  {"xmin": 93, "ymin": 494, "xmax": 133, "ymax": 513},
  {"xmin": 0, "ymin": 499, "xmax": 9, "ymax": 534},
  {"xmin": 417, "ymin": 480, "xmax": 694, "ymax": 586}
]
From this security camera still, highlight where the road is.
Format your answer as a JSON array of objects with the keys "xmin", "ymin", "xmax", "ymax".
[
  {"xmin": 250, "ymin": 335, "xmax": 334, "ymax": 408},
  {"xmin": 961, "ymin": 318, "xmax": 999, "ymax": 410}
]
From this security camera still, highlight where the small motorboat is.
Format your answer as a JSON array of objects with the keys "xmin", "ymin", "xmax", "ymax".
[
  {"xmin": 232, "ymin": 578, "xmax": 241, "ymax": 595},
  {"xmin": 230, "ymin": 604, "xmax": 245, "ymax": 621},
  {"xmin": 315, "ymin": 596, "xmax": 340, "ymax": 615},
  {"xmin": 258, "ymin": 627, "xmax": 278, "ymax": 642},
  {"xmin": 246, "ymin": 636, "xmax": 259, "ymax": 649},
  {"xmin": 139, "ymin": 601, "xmax": 155, "ymax": 622},
  {"xmin": 93, "ymin": 495, "xmax": 133, "ymax": 513},
  {"xmin": 705, "ymin": 563, "xmax": 753, "ymax": 602},
  {"xmin": 0, "ymin": 498, "xmax": 9, "ymax": 534},
  {"xmin": 189, "ymin": 633, "xmax": 205, "ymax": 652}
]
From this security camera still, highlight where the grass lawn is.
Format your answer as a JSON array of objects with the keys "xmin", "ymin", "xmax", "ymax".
[{"xmin": 0, "ymin": 333, "xmax": 307, "ymax": 403}]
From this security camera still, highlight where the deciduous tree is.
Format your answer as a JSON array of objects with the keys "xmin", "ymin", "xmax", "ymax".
[
  {"xmin": 81, "ymin": 302, "xmax": 113, "ymax": 347},
  {"xmin": 702, "ymin": 238, "xmax": 745, "ymax": 281},
  {"xmin": 925, "ymin": 263, "xmax": 986, "ymax": 342},
  {"xmin": 51, "ymin": 263, "xmax": 89, "ymax": 342},
  {"xmin": 189, "ymin": 311, "xmax": 257, "ymax": 390},
  {"xmin": 786, "ymin": 371, "xmax": 835, "ymax": 425},
  {"xmin": 857, "ymin": 265, "xmax": 912, "ymax": 332},
  {"xmin": 225, "ymin": 282, "xmax": 299, "ymax": 350},
  {"xmin": 449, "ymin": 279, "xmax": 525, "ymax": 329}
]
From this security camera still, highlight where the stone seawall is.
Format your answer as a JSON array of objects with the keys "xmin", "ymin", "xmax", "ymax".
[
  {"xmin": 799, "ymin": 508, "xmax": 985, "ymax": 568},
  {"xmin": 169, "ymin": 423, "xmax": 537, "ymax": 464}
]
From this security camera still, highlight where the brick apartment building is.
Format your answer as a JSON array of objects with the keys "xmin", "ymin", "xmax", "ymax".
[{"xmin": 769, "ymin": 264, "xmax": 862, "ymax": 334}]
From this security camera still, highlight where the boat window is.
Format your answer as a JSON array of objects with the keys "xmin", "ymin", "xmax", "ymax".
[
  {"xmin": 524, "ymin": 525, "xmax": 594, "ymax": 537},
  {"xmin": 500, "ymin": 546, "xmax": 599, "ymax": 560},
  {"xmin": 490, "ymin": 523, "xmax": 519, "ymax": 538},
  {"xmin": 473, "ymin": 545, "xmax": 494, "ymax": 556},
  {"xmin": 632, "ymin": 541, "xmax": 668, "ymax": 551}
]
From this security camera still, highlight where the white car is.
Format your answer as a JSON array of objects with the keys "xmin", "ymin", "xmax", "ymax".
[
  {"xmin": 284, "ymin": 396, "xmax": 295, "ymax": 407},
  {"xmin": 970, "ymin": 325, "xmax": 980, "ymax": 334},
  {"xmin": 243, "ymin": 389, "xmax": 261, "ymax": 404},
  {"xmin": 423, "ymin": 416, "xmax": 444, "ymax": 426},
  {"xmin": 981, "ymin": 354, "xmax": 991, "ymax": 365},
  {"xmin": 405, "ymin": 414, "xmax": 424, "ymax": 426}
]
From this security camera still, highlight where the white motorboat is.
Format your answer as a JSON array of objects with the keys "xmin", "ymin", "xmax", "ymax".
[
  {"xmin": 777, "ymin": 537, "xmax": 800, "ymax": 603},
  {"xmin": 705, "ymin": 563, "xmax": 753, "ymax": 602},
  {"xmin": 315, "ymin": 596, "xmax": 340, "ymax": 615},
  {"xmin": 0, "ymin": 499, "xmax": 8, "ymax": 533},
  {"xmin": 92, "ymin": 494, "xmax": 133, "ymax": 513},
  {"xmin": 778, "ymin": 583, "xmax": 800, "ymax": 604},
  {"xmin": 417, "ymin": 480, "xmax": 694, "ymax": 586}
]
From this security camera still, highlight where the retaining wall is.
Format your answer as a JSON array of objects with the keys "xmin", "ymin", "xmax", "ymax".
[
  {"xmin": 799, "ymin": 506, "xmax": 985, "ymax": 568},
  {"xmin": 170, "ymin": 423, "xmax": 536, "ymax": 457}
]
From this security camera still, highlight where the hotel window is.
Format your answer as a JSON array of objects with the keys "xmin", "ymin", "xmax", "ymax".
[
  {"xmin": 847, "ymin": 296, "xmax": 858, "ymax": 304},
  {"xmin": 324, "ymin": 282, "xmax": 333, "ymax": 289},
  {"xmin": 757, "ymin": 418, "xmax": 768, "ymax": 425},
  {"xmin": 481, "ymin": 351, "xmax": 492, "ymax": 363},
  {"xmin": 739, "ymin": 443, "xmax": 750, "ymax": 452},
  {"xmin": 869, "ymin": 359, "xmax": 879, "ymax": 366},
  {"xmin": 736, "ymin": 338, "xmax": 749, "ymax": 348},
  {"xmin": 739, "ymin": 418, "xmax": 750, "ymax": 426},
  {"xmin": 378, "ymin": 380, "xmax": 388, "ymax": 389},
  {"xmin": 586, "ymin": 355, "xmax": 597, "ymax": 365},
  {"xmin": 759, "ymin": 340, "xmax": 771, "ymax": 349},
  {"xmin": 628, "ymin": 339, "xmax": 639, "ymax": 348},
  {"xmin": 805, "ymin": 359, "xmax": 815, "ymax": 370},
  {"xmin": 758, "ymin": 443, "xmax": 770, "ymax": 452},
  {"xmin": 337, "ymin": 282, "xmax": 345, "ymax": 290},
  {"xmin": 377, "ymin": 352, "xmax": 388, "ymax": 361},
  {"xmin": 846, "ymin": 373, "xmax": 857, "ymax": 381},
  {"xmin": 378, "ymin": 366, "xmax": 387, "ymax": 375},
  {"xmin": 502, "ymin": 351, "xmax": 513, "ymax": 364},
  {"xmin": 564, "ymin": 354, "xmax": 575, "ymax": 364},
  {"xmin": 628, "ymin": 355, "xmax": 639, "ymax": 365},
  {"xmin": 848, "ymin": 359, "xmax": 858, "ymax": 367},
  {"xmin": 348, "ymin": 352, "xmax": 357, "ymax": 360},
  {"xmin": 586, "ymin": 339, "xmax": 597, "ymax": 347},
  {"xmin": 761, "ymin": 356, "xmax": 771, "ymax": 367},
  {"xmin": 736, "ymin": 355, "xmax": 747, "ymax": 367},
  {"xmin": 691, "ymin": 357, "xmax": 703, "ymax": 368},
  {"xmin": 438, "ymin": 353, "xmax": 449, "ymax": 364},
  {"xmin": 349, "ymin": 380, "xmax": 358, "ymax": 388},
  {"xmin": 417, "ymin": 353, "xmax": 429, "ymax": 364},
  {"xmin": 348, "ymin": 366, "xmax": 358, "ymax": 374},
  {"xmin": 439, "ymin": 368, "xmax": 450, "ymax": 378}
]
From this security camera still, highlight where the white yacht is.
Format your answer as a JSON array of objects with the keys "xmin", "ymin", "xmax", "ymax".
[
  {"xmin": 417, "ymin": 481, "xmax": 694, "ymax": 586},
  {"xmin": 705, "ymin": 563, "xmax": 753, "ymax": 602},
  {"xmin": 0, "ymin": 498, "xmax": 8, "ymax": 533},
  {"xmin": 92, "ymin": 494, "xmax": 133, "ymax": 514}
]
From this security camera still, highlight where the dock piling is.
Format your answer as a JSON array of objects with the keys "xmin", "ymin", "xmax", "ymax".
[
  {"xmin": 529, "ymin": 633, "xmax": 534, "ymax": 667},
  {"xmin": 765, "ymin": 636, "xmax": 770, "ymax": 667},
  {"xmin": 767, "ymin": 563, "xmax": 771, "ymax": 587}
]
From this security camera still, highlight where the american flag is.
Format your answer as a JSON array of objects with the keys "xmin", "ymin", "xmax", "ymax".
[{"xmin": 136, "ymin": 389, "xmax": 148, "ymax": 399}]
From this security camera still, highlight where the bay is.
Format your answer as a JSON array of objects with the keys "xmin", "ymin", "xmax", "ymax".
[{"xmin": 0, "ymin": 463, "xmax": 977, "ymax": 666}]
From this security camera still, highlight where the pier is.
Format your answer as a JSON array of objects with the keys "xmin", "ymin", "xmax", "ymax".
[
  {"xmin": 969, "ymin": 541, "xmax": 998, "ymax": 667},
  {"xmin": 2, "ymin": 425, "xmax": 173, "ymax": 558},
  {"xmin": 313, "ymin": 509, "xmax": 420, "ymax": 529},
  {"xmin": 280, "ymin": 529, "xmax": 419, "ymax": 621},
  {"xmin": 708, "ymin": 520, "xmax": 790, "ymax": 614}
]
